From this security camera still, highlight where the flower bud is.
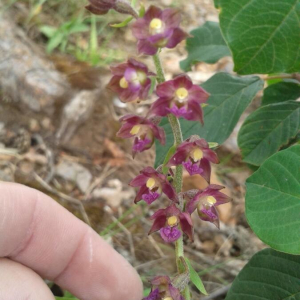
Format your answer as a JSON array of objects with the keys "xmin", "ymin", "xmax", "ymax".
[{"xmin": 86, "ymin": 0, "xmax": 138, "ymax": 18}]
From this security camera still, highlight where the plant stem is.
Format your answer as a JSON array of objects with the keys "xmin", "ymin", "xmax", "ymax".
[
  {"xmin": 153, "ymin": 53, "xmax": 190, "ymax": 300},
  {"xmin": 263, "ymin": 73, "xmax": 300, "ymax": 82},
  {"xmin": 153, "ymin": 53, "xmax": 165, "ymax": 84}
]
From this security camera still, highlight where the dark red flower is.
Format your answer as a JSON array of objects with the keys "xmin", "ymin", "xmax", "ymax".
[
  {"xmin": 186, "ymin": 185, "xmax": 230, "ymax": 228},
  {"xmin": 167, "ymin": 136, "xmax": 218, "ymax": 182},
  {"xmin": 149, "ymin": 204, "xmax": 193, "ymax": 243},
  {"xmin": 129, "ymin": 167, "xmax": 178, "ymax": 204},
  {"xmin": 86, "ymin": 0, "xmax": 138, "ymax": 18},
  {"xmin": 132, "ymin": 6, "xmax": 188, "ymax": 55},
  {"xmin": 117, "ymin": 114, "xmax": 165, "ymax": 156},
  {"xmin": 143, "ymin": 276, "xmax": 185, "ymax": 300},
  {"xmin": 107, "ymin": 58, "xmax": 154, "ymax": 103},
  {"xmin": 150, "ymin": 74, "xmax": 209, "ymax": 123}
]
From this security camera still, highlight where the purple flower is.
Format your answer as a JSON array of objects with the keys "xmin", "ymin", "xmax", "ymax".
[
  {"xmin": 86, "ymin": 0, "xmax": 138, "ymax": 18},
  {"xmin": 129, "ymin": 167, "xmax": 178, "ymax": 204},
  {"xmin": 143, "ymin": 276, "xmax": 185, "ymax": 300},
  {"xmin": 167, "ymin": 136, "xmax": 218, "ymax": 182},
  {"xmin": 107, "ymin": 58, "xmax": 154, "ymax": 103},
  {"xmin": 117, "ymin": 114, "xmax": 165, "ymax": 156},
  {"xmin": 149, "ymin": 204, "xmax": 193, "ymax": 243},
  {"xmin": 132, "ymin": 5, "xmax": 188, "ymax": 55},
  {"xmin": 150, "ymin": 74, "xmax": 209, "ymax": 123},
  {"xmin": 186, "ymin": 185, "xmax": 230, "ymax": 229}
]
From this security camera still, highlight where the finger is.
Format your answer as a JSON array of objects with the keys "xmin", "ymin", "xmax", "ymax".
[
  {"xmin": 0, "ymin": 258, "xmax": 55, "ymax": 300},
  {"xmin": 0, "ymin": 182, "xmax": 143, "ymax": 300}
]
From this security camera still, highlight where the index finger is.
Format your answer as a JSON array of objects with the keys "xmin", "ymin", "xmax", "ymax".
[{"xmin": 0, "ymin": 182, "xmax": 143, "ymax": 300}]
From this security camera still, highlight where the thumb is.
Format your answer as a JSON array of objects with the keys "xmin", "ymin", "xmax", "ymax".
[{"xmin": 0, "ymin": 258, "xmax": 55, "ymax": 300}]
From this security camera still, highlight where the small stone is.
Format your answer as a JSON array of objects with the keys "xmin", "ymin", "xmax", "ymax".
[
  {"xmin": 29, "ymin": 119, "xmax": 40, "ymax": 132},
  {"xmin": 55, "ymin": 160, "xmax": 92, "ymax": 193},
  {"xmin": 92, "ymin": 179, "xmax": 134, "ymax": 208},
  {"xmin": 0, "ymin": 168, "xmax": 14, "ymax": 181},
  {"xmin": 41, "ymin": 117, "xmax": 52, "ymax": 130}
]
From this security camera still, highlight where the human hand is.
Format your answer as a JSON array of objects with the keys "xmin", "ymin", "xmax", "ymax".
[{"xmin": 0, "ymin": 182, "xmax": 143, "ymax": 300}]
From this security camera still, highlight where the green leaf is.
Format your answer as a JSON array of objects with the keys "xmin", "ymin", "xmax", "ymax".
[
  {"xmin": 110, "ymin": 16, "xmax": 133, "ymax": 28},
  {"xmin": 139, "ymin": 4, "xmax": 145, "ymax": 17},
  {"xmin": 155, "ymin": 73, "xmax": 264, "ymax": 167},
  {"xmin": 185, "ymin": 258, "xmax": 208, "ymax": 295},
  {"xmin": 214, "ymin": 0, "xmax": 221, "ymax": 8},
  {"xmin": 143, "ymin": 288, "xmax": 151, "ymax": 297},
  {"xmin": 68, "ymin": 23, "xmax": 89, "ymax": 34},
  {"xmin": 162, "ymin": 145, "xmax": 176, "ymax": 174},
  {"xmin": 238, "ymin": 101, "xmax": 300, "ymax": 165},
  {"xmin": 262, "ymin": 82, "xmax": 300, "ymax": 106},
  {"xmin": 226, "ymin": 248, "xmax": 300, "ymax": 300},
  {"xmin": 208, "ymin": 142, "xmax": 219, "ymax": 149},
  {"xmin": 245, "ymin": 145, "xmax": 300, "ymax": 254},
  {"xmin": 39, "ymin": 25, "xmax": 57, "ymax": 38},
  {"xmin": 180, "ymin": 21, "xmax": 231, "ymax": 71},
  {"xmin": 46, "ymin": 31, "xmax": 65, "ymax": 53},
  {"xmin": 218, "ymin": 0, "xmax": 300, "ymax": 75}
]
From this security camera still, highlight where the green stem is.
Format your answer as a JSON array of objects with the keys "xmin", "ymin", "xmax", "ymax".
[
  {"xmin": 263, "ymin": 73, "xmax": 300, "ymax": 81},
  {"xmin": 153, "ymin": 53, "xmax": 190, "ymax": 300},
  {"xmin": 168, "ymin": 114, "xmax": 183, "ymax": 193},
  {"xmin": 153, "ymin": 53, "xmax": 165, "ymax": 84}
]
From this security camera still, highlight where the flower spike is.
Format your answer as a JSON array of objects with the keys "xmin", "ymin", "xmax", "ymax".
[
  {"xmin": 129, "ymin": 167, "xmax": 178, "ymax": 204},
  {"xmin": 132, "ymin": 5, "xmax": 188, "ymax": 55},
  {"xmin": 150, "ymin": 74, "xmax": 209, "ymax": 123}
]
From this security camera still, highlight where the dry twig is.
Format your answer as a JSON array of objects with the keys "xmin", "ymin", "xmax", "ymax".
[{"xmin": 105, "ymin": 205, "xmax": 136, "ymax": 262}]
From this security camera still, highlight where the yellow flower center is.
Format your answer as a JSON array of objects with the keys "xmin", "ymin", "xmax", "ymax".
[
  {"xmin": 191, "ymin": 148, "xmax": 203, "ymax": 162},
  {"xmin": 130, "ymin": 125, "xmax": 141, "ymax": 135},
  {"xmin": 137, "ymin": 71, "xmax": 147, "ymax": 84},
  {"xmin": 146, "ymin": 178, "xmax": 156, "ymax": 189},
  {"xmin": 167, "ymin": 216, "xmax": 178, "ymax": 227},
  {"xmin": 163, "ymin": 298, "xmax": 173, "ymax": 300},
  {"xmin": 150, "ymin": 18, "xmax": 163, "ymax": 30},
  {"xmin": 119, "ymin": 77, "xmax": 129, "ymax": 89},
  {"xmin": 175, "ymin": 87, "xmax": 189, "ymax": 102},
  {"xmin": 149, "ymin": 18, "xmax": 164, "ymax": 35},
  {"xmin": 207, "ymin": 196, "xmax": 217, "ymax": 206}
]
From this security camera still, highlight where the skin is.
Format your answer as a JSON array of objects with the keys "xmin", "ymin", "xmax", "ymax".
[{"xmin": 0, "ymin": 182, "xmax": 143, "ymax": 300}]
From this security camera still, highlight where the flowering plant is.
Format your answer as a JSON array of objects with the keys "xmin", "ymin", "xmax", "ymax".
[
  {"xmin": 85, "ymin": 2, "xmax": 230, "ymax": 298},
  {"xmin": 84, "ymin": 0, "xmax": 300, "ymax": 299}
]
